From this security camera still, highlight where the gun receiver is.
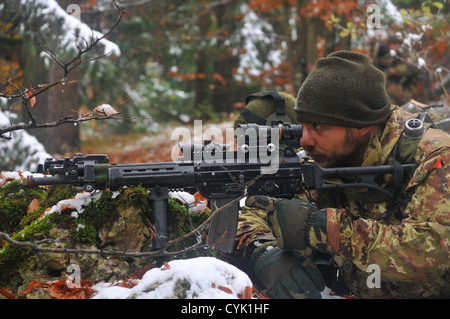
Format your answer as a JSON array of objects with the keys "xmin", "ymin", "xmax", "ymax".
[{"xmin": 27, "ymin": 123, "xmax": 418, "ymax": 253}]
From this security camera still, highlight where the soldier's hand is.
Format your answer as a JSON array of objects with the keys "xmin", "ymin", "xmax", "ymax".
[
  {"xmin": 245, "ymin": 196, "xmax": 317, "ymax": 250},
  {"xmin": 250, "ymin": 245, "xmax": 325, "ymax": 299}
]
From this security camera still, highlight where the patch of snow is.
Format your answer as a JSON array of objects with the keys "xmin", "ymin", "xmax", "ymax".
[{"xmin": 92, "ymin": 257, "xmax": 253, "ymax": 299}]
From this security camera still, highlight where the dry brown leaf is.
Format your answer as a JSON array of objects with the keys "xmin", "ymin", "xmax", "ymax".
[
  {"xmin": 161, "ymin": 261, "xmax": 171, "ymax": 271},
  {"xmin": 93, "ymin": 104, "xmax": 119, "ymax": 116},
  {"xmin": 217, "ymin": 285, "xmax": 233, "ymax": 294},
  {"xmin": 27, "ymin": 198, "xmax": 40, "ymax": 213},
  {"xmin": 25, "ymin": 89, "xmax": 36, "ymax": 108},
  {"xmin": 0, "ymin": 287, "xmax": 18, "ymax": 299}
]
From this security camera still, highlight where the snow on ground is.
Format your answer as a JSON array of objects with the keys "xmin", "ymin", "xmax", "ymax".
[
  {"xmin": 91, "ymin": 256, "xmax": 342, "ymax": 299},
  {"xmin": 92, "ymin": 257, "xmax": 253, "ymax": 299}
]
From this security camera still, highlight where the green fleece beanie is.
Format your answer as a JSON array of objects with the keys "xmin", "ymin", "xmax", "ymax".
[{"xmin": 295, "ymin": 50, "xmax": 391, "ymax": 128}]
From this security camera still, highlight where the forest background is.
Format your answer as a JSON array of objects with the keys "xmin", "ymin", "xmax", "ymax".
[{"xmin": 0, "ymin": 0, "xmax": 449, "ymax": 170}]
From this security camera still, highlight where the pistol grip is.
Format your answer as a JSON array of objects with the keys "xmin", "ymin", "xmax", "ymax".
[{"xmin": 148, "ymin": 187, "xmax": 169, "ymax": 250}]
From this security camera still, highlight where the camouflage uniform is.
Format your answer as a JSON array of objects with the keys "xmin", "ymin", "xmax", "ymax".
[{"xmin": 235, "ymin": 105, "xmax": 450, "ymax": 298}]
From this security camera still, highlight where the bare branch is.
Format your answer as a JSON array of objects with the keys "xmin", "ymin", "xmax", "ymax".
[
  {"xmin": 0, "ymin": 1, "xmax": 126, "ymax": 139},
  {"xmin": 64, "ymin": 1, "xmax": 125, "ymax": 76}
]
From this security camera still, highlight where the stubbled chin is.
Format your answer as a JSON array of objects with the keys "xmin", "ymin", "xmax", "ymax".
[{"xmin": 310, "ymin": 155, "xmax": 329, "ymax": 167}]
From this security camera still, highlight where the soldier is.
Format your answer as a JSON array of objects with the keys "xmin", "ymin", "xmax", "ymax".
[
  {"xmin": 237, "ymin": 51, "xmax": 450, "ymax": 298},
  {"xmin": 373, "ymin": 36, "xmax": 428, "ymax": 105},
  {"xmin": 232, "ymin": 91, "xmax": 327, "ymax": 299}
]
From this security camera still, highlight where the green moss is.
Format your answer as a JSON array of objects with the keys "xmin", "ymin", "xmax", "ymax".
[
  {"xmin": 43, "ymin": 185, "xmax": 79, "ymax": 207},
  {"xmin": 81, "ymin": 191, "xmax": 119, "ymax": 230},
  {"xmin": 166, "ymin": 197, "xmax": 213, "ymax": 258},
  {"xmin": 70, "ymin": 220, "xmax": 97, "ymax": 244},
  {"xmin": 19, "ymin": 207, "xmax": 45, "ymax": 229},
  {"xmin": 0, "ymin": 241, "xmax": 29, "ymax": 289},
  {"xmin": 0, "ymin": 180, "xmax": 216, "ymax": 290},
  {"xmin": 0, "ymin": 180, "xmax": 46, "ymax": 233},
  {"xmin": 167, "ymin": 197, "xmax": 211, "ymax": 237},
  {"xmin": 122, "ymin": 185, "xmax": 149, "ymax": 210},
  {"xmin": 0, "ymin": 213, "xmax": 56, "ymax": 289},
  {"xmin": 0, "ymin": 182, "xmax": 84, "ymax": 289}
]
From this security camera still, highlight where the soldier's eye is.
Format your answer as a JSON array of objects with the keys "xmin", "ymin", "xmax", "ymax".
[{"xmin": 312, "ymin": 123, "xmax": 323, "ymax": 130}]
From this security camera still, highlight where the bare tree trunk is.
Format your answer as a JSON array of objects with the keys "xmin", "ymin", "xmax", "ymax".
[
  {"xmin": 283, "ymin": 0, "xmax": 296, "ymax": 93},
  {"xmin": 41, "ymin": 0, "xmax": 80, "ymax": 155},
  {"xmin": 194, "ymin": 8, "xmax": 211, "ymax": 110},
  {"xmin": 211, "ymin": 0, "xmax": 239, "ymax": 114},
  {"xmin": 45, "ymin": 62, "xmax": 80, "ymax": 154}
]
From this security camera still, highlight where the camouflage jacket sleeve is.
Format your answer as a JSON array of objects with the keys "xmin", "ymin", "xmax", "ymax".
[
  {"xmin": 308, "ymin": 129, "xmax": 450, "ymax": 282},
  {"xmin": 235, "ymin": 194, "xmax": 312, "ymax": 263},
  {"xmin": 234, "ymin": 205, "xmax": 276, "ymax": 261}
]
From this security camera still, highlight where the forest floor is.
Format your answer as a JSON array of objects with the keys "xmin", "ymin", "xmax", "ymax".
[
  {"xmin": 76, "ymin": 120, "xmax": 235, "ymax": 164},
  {"xmin": 77, "ymin": 125, "xmax": 182, "ymax": 164}
]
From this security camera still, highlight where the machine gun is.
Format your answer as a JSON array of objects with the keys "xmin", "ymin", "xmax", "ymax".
[{"xmin": 27, "ymin": 123, "xmax": 418, "ymax": 253}]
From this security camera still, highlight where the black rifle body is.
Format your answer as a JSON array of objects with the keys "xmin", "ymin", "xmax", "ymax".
[{"xmin": 27, "ymin": 124, "xmax": 418, "ymax": 253}]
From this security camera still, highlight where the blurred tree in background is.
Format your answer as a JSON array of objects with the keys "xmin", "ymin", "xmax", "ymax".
[{"xmin": 0, "ymin": 0, "xmax": 448, "ymax": 155}]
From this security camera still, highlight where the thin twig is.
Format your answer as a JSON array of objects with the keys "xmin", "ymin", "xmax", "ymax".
[{"xmin": 0, "ymin": 0, "xmax": 126, "ymax": 139}]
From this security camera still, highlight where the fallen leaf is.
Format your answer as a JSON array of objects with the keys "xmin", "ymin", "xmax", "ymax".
[
  {"xmin": 238, "ymin": 285, "xmax": 253, "ymax": 299},
  {"xmin": 128, "ymin": 263, "xmax": 157, "ymax": 280},
  {"xmin": 161, "ymin": 261, "xmax": 171, "ymax": 271},
  {"xmin": 48, "ymin": 279, "xmax": 95, "ymax": 299},
  {"xmin": 0, "ymin": 287, "xmax": 17, "ymax": 299},
  {"xmin": 0, "ymin": 175, "xmax": 14, "ymax": 188},
  {"xmin": 27, "ymin": 198, "xmax": 40, "ymax": 213},
  {"xmin": 20, "ymin": 280, "xmax": 48, "ymax": 295},
  {"xmin": 114, "ymin": 278, "xmax": 139, "ymax": 288},
  {"xmin": 217, "ymin": 285, "xmax": 233, "ymax": 294},
  {"xmin": 47, "ymin": 280, "xmax": 66, "ymax": 299}
]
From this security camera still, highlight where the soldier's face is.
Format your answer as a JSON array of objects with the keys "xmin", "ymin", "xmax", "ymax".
[{"xmin": 300, "ymin": 123, "xmax": 370, "ymax": 168}]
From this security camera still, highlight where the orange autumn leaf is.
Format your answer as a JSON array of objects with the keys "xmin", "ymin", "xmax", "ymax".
[
  {"xmin": 243, "ymin": 285, "xmax": 253, "ymax": 299},
  {"xmin": 0, "ymin": 175, "xmax": 14, "ymax": 188},
  {"xmin": 161, "ymin": 261, "xmax": 171, "ymax": 271},
  {"xmin": 128, "ymin": 263, "xmax": 158, "ymax": 280},
  {"xmin": 20, "ymin": 280, "xmax": 49, "ymax": 295},
  {"xmin": 114, "ymin": 279, "xmax": 139, "ymax": 288},
  {"xmin": 27, "ymin": 198, "xmax": 40, "ymax": 213},
  {"xmin": 238, "ymin": 285, "xmax": 253, "ymax": 299},
  {"xmin": 0, "ymin": 287, "xmax": 17, "ymax": 299},
  {"xmin": 217, "ymin": 285, "xmax": 233, "ymax": 294},
  {"xmin": 47, "ymin": 279, "xmax": 95, "ymax": 299},
  {"xmin": 25, "ymin": 89, "xmax": 36, "ymax": 108},
  {"xmin": 193, "ymin": 191, "xmax": 207, "ymax": 204}
]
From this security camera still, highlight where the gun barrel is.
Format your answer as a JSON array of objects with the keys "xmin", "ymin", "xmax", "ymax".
[{"xmin": 27, "ymin": 175, "xmax": 70, "ymax": 188}]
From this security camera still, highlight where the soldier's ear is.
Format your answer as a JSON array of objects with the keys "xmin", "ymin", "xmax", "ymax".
[{"xmin": 356, "ymin": 125, "xmax": 382, "ymax": 138}]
